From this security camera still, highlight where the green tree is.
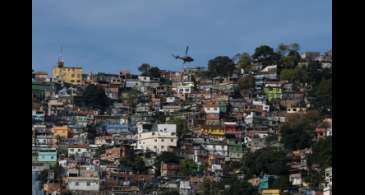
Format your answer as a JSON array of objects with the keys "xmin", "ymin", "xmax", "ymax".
[
  {"xmin": 270, "ymin": 175, "xmax": 290, "ymax": 189},
  {"xmin": 306, "ymin": 61, "xmax": 323, "ymax": 86},
  {"xmin": 309, "ymin": 79, "xmax": 332, "ymax": 114},
  {"xmin": 238, "ymin": 52, "xmax": 252, "ymax": 71},
  {"xmin": 149, "ymin": 66, "xmax": 161, "ymax": 78},
  {"xmin": 202, "ymin": 179, "xmax": 213, "ymax": 195},
  {"xmin": 86, "ymin": 123, "xmax": 98, "ymax": 143},
  {"xmin": 222, "ymin": 177, "xmax": 257, "ymax": 195},
  {"xmin": 154, "ymin": 111, "xmax": 166, "ymax": 123},
  {"xmin": 282, "ymin": 55, "xmax": 299, "ymax": 68},
  {"xmin": 242, "ymin": 147, "xmax": 289, "ymax": 177},
  {"xmin": 154, "ymin": 152, "xmax": 179, "ymax": 175},
  {"xmin": 308, "ymin": 137, "xmax": 332, "ymax": 169},
  {"xmin": 293, "ymin": 66, "xmax": 308, "ymax": 85},
  {"xmin": 252, "ymin": 45, "xmax": 281, "ymax": 66},
  {"xmin": 265, "ymin": 134, "xmax": 278, "ymax": 145},
  {"xmin": 281, "ymin": 121, "xmax": 313, "ymax": 151},
  {"xmin": 120, "ymin": 88, "xmax": 140, "ymax": 112},
  {"xmin": 80, "ymin": 85, "xmax": 112, "ymax": 111},
  {"xmin": 277, "ymin": 43, "xmax": 300, "ymax": 56},
  {"xmin": 138, "ymin": 63, "xmax": 151, "ymax": 76},
  {"xmin": 208, "ymin": 56, "xmax": 235, "ymax": 77},
  {"xmin": 240, "ymin": 180, "xmax": 259, "ymax": 195},
  {"xmin": 120, "ymin": 152, "xmax": 147, "ymax": 174},
  {"xmin": 133, "ymin": 156, "xmax": 148, "ymax": 174},
  {"xmin": 277, "ymin": 43, "xmax": 289, "ymax": 56},
  {"xmin": 280, "ymin": 69, "xmax": 296, "ymax": 81},
  {"xmin": 180, "ymin": 159, "xmax": 197, "ymax": 177},
  {"xmin": 280, "ymin": 66, "xmax": 308, "ymax": 86},
  {"xmin": 291, "ymin": 43, "xmax": 300, "ymax": 51},
  {"xmin": 238, "ymin": 75, "xmax": 255, "ymax": 97},
  {"xmin": 281, "ymin": 112, "xmax": 320, "ymax": 150}
]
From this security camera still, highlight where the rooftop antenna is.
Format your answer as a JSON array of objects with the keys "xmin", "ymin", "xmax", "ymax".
[{"xmin": 58, "ymin": 46, "xmax": 64, "ymax": 68}]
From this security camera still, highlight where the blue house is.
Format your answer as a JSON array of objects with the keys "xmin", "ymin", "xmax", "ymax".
[
  {"xmin": 37, "ymin": 148, "xmax": 57, "ymax": 165},
  {"xmin": 103, "ymin": 123, "xmax": 129, "ymax": 134}
]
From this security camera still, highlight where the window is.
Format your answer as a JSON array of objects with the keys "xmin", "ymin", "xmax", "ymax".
[
  {"xmin": 171, "ymin": 139, "xmax": 174, "ymax": 142},
  {"xmin": 78, "ymin": 149, "xmax": 81, "ymax": 152},
  {"xmin": 87, "ymin": 182, "xmax": 90, "ymax": 186},
  {"xmin": 161, "ymin": 146, "xmax": 164, "ymax": 149},
  {"xmin": 77, "ymin": 74, "xmax": 81, "ymax": 78},
  {"xmin": 161, "ymin": 139, "xmax": 164, "ymax": 142},
  {"xmin": 71, "ymin": 74, "xmax": 75, "ymax": 77},
  {"xmin": 155, "ymin": 139, "xmax": 157, "ymax": 142},
  {"xmin": 75, "ymin": 182, "xmax": 79, "ymax": 186},
  {"xmin": 70, "ymin": 149, "xmax": 74, "ymax": 152},
  {"xmin": 71, "ymin": 80, "xmax": 75, "ymax": 82}
]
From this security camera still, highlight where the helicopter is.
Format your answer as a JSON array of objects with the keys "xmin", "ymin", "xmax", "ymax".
[{"xmin": 172, "ymin": 46, "xmax": 194, "ymax": 63}]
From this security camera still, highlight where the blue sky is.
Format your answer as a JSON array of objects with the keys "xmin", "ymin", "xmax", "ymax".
[{"xmin": 32, "ymin": 0, "xmax": 332, "ymax": 74}]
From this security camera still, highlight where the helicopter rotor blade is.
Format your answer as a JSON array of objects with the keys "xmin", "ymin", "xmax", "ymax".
[{"xmin": 185, "ymin": 46, "xmax": 189, "ymax": 56}]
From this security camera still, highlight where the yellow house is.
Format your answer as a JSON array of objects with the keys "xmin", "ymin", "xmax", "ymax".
[
  {"xmin": 52, "ymin": 126, "xmax": 71, "ymax": 138},
  {"xmin": 261, "ymin": 189, "xmax": 281, "ymax": 195},
  {"xmin": 52, "ymin": 66, "xmax": 83, "ymax": 85},
  {"xmin": 201, "ymin": 127, "xmax": 225, "ymax": 138}
]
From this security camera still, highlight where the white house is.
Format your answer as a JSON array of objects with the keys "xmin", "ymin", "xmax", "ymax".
[
  {"xmin": 138, "ymin": 76, "xmax": 151, "ymax": 82},
  {"xmin": 323, "ymin": 167, "xmax": 332, "ymax": 195},
  {"xmin": 289, "ymin": 173, "xmax": 302, "ymax": 186},
  {"xmin": 67, "ymin": 177, "xmax": 100, "ymax": 192},
  {"xmin": 261, "ymin": 65, "xmax": 277, "ymax": 73},
  {"xmin": 204, "ymin": 105, "xmax": 220, "ymax": 114},
  {"xmin": 203, "ymin": 143, "xmax": 228, "ymax": 157},
  {"xmin": 68, "ymin": 145, "xmax": 89, "ymax": 157},
  {"xmin": 136, "ymin": 124, "xmax": 177, "ymax": 154},
  {"xmin": 175, "ymin": 82, "xmax": 194, "ymax": 95},
  {"xmin": 67, "ymin": 165, "xmax": 100, "ymax": 192}
]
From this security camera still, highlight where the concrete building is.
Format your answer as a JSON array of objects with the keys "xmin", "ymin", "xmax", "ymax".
[
  {"xmin": 136, "ymin": 123, "xmax": 177, "ymax": 154},
  {"xmin": 67, "ymin": 165, "xmax": 100, "ymax": 192},
  {"xmin": 52, "ymin": 53, "xmax": 83, "ymax": 85},
  {"xmin": 68, "ymin": 145, "xmax": 89, "ymax": 157}
]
